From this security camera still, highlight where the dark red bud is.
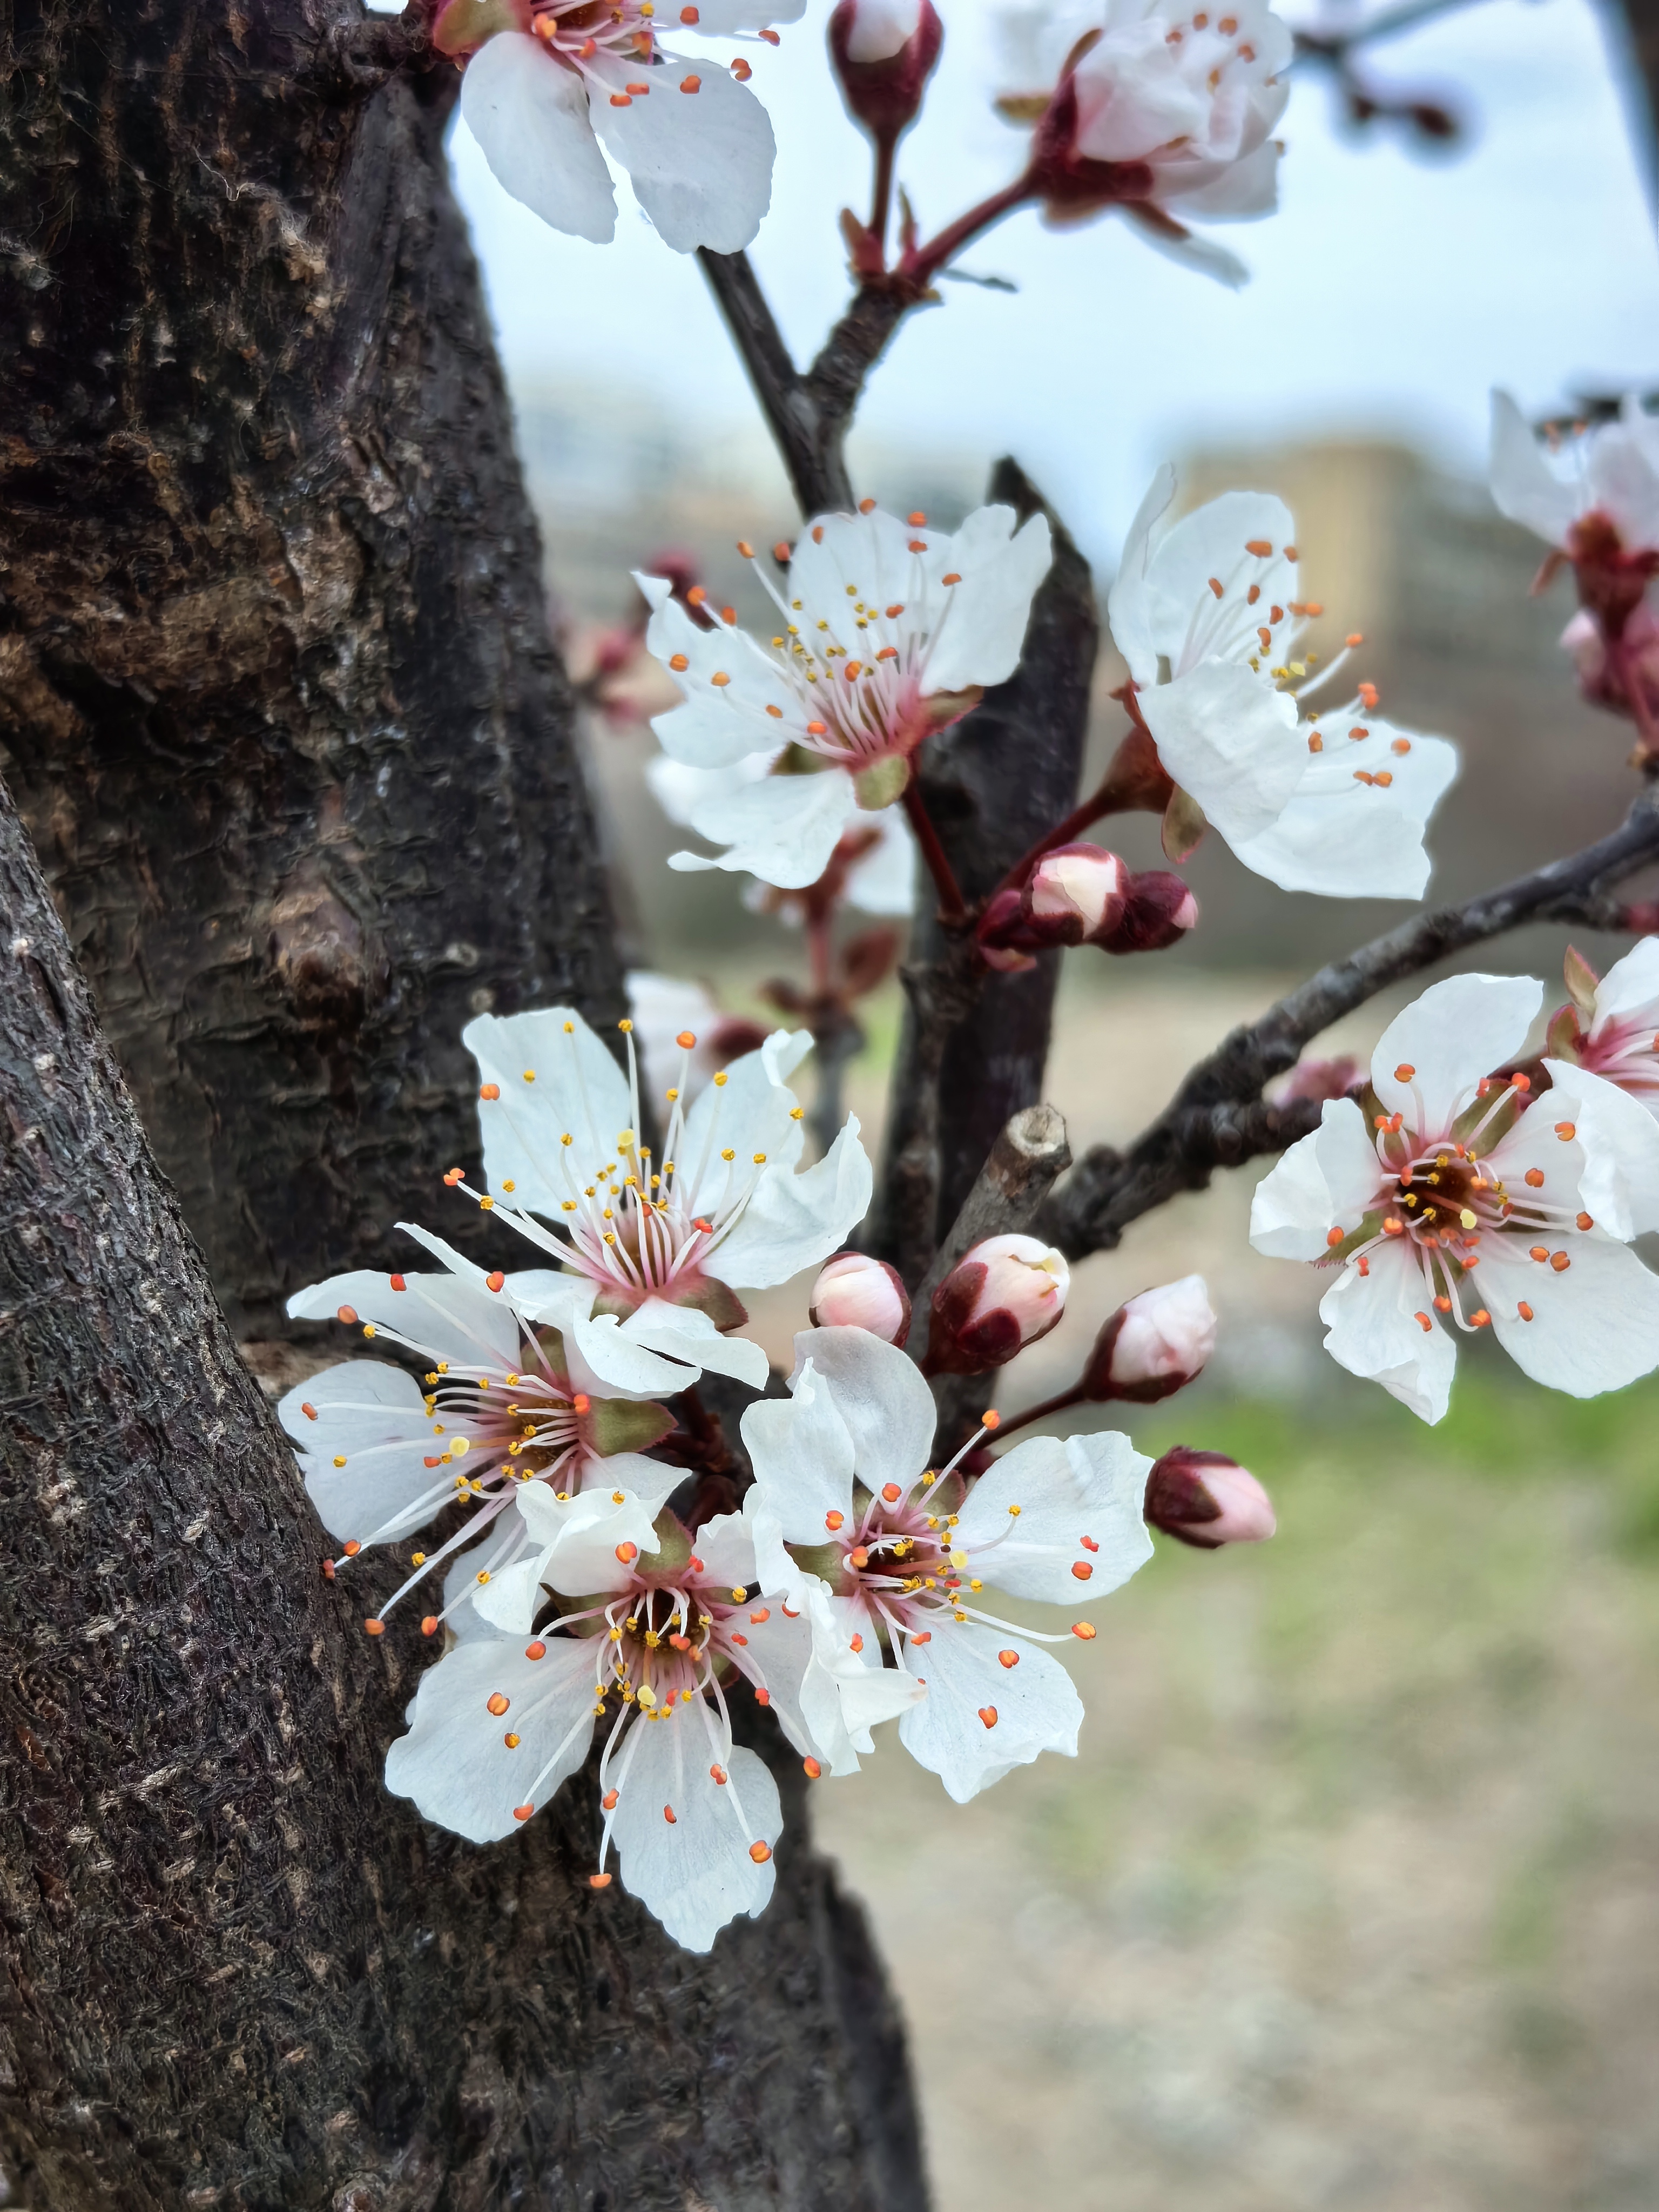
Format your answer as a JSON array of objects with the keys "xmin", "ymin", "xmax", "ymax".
[
  {"xmin": 828, "ymin": 0, "xmax": 945, "ymax": 143},
  {"xmin": 1145, "ymin": 1448, "xmax": 1276, "ymax": 1550},
  {"xmin": 1092, "ymin": 869, "xmax": 1198, "ymax": 955}
]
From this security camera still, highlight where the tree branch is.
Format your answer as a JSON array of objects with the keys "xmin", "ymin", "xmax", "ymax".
[{"xmin": 1042, "ymin": 786, "xmax": 1659, "ymax": 1258}]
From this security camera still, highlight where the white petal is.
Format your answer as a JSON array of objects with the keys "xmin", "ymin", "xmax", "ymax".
[
  {"xmin": 279, "ymin": 1359, "xmax": 447, "ymax": 1546},
  {"xmin": 704, "ymin": 1116, "xmax": 873, "ymax": 1289},
  {"xmin": 464, "ymin": 1006, "xmax": 633, "ymax": 1214},
  {"xmin": 786, "ymin": 1325, "xmax": 938, "ymax": 1500},
  {"xmin": 1139, "ymin": 657, "xmax": 1305, "ymax": 846},
  {"xmin": 688, "ymin": 1498, "xmax": 763, "ymax": 1593},
  {"xmin": 954, "ymin": 1429, "xmax": 1153, "ymax": 1605},
  {"xmin": 679, "ymin": 1026, "xmax": 809, "ymax": 1206},
  {"xmin": 1370, "ymin": 974, "xmax": 1542, "ymax": 1134},
  {"xmin": 692, "ymin": 0, "xmax": 807, "ymax": 25},
  {"xmin": 897, "ymin": 1620, "xmax": 1082, "ymax": 1804},
  {"xmin": 1535, "ymin": 1061, "xmax": 1659, "ymax": 1239},
  {"xmin": 741, "ymin": 1356, "xmax": 858, "ymax": 1547},
  {"xmin": 384, "ymin": 1633, "xmax": 598, "ymax": 1843},
  {"xmin": 461, "ymin": 33, "xmax": 617, "ymax": 245},
  {"xmin": 1121, "ymin": 206, "xmax": 1249, "ymax": 288},
  {"xmin": 287, "ymin": 1262, "xmax": 529, "ymax": 1374},
  {"xmin": 608, "ymin": 1719, "xmax": 780, "ymax": 1951},
  {"xmin": 1488, "ymin": 389, "xmax": 1579, "ymax": 547},
  {"xmin": 619, "ymin": 1297, "xmax": 772, "ymax": 1390},
  {"xmin": 1317, "ymin": 1240, "xmax": 1455, "ymax": 1424},
  {"xmin": 1144, "ymin": 489, "xmax": 1298, "ymax": 663},
  {"xmin": 1482, "ymin": 1235, "xmax": 1659, "ymax": 1396},
  {"xmin": 1107, "ymin": 462, "xmax": 1179, "ymax": 687},
  {"xmin": 787, "ymin": 508, "xmax": 942, "ymax": 640},
  {"xmin": 646, "ymin": 746, "xmax": 779, "ymax": 829},
  {"xmin": 1229, "ymin": 726, "xmax": 1459, "ymax": 901},
  {"xmin": 921, "ymin": 509, "xmax": 1054, "ymax": 697},
  {"xmin": 639, "ymin": 575, "xmax": 806, "ymax": 768},
  {"xmin": 588, "ymin": 55, "xmax": 774, "ymax": 257},
  {"xmin": 842, "ymin": 806, "xmax": 916, "ymax": 915},
  {"xmin": 1163, "ymin": 136, "xmax": 1280, "ymax": 218},
  {"xmin": 1593, "ymin": 935, "xmax": 1659, "ymax": 1027},
  {"xmin": 669, "ymin": 766, "xmax": 860, "ymax": 891},
  {"xmin": 1248, "ymin": 1096, "xmax": 1380, "ymax": 1261}
]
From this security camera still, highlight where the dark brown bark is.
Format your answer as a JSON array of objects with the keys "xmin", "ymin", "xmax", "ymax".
[
  {"xmin": 0, "ymin": 771, "xmax": 929, "ymax": 2207},
  {"xmin": 0, "ymin": 5, "xmax": 929, "ymax": 2202},
  {"xmin": 0, "ymin": 0, "xmax": 620, "ymax": 1339},
  {"xmin": 872, "ymin": 458, "xmax": 1098, "ymax": 1289}
]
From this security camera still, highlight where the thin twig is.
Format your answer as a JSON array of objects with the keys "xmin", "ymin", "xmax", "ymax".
[{"xmin": 1041, "ymin": 785, "xmax": 1659, "ymax": 1258}]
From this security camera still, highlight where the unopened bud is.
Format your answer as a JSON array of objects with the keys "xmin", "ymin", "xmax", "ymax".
[
  {"xmin": 810, "ymin": 1251, "xmax": 912, "ymax": 1347},
  {"xmin": 1273, "ymin": 1053, "xmax": 1363, "ymax": 1107},
  {"xmin": 828, "ymin": 0, "xmax": 944, "ymax": 141},
  {"xmin": 1144, "ymin": 1448, "xmax": 1276, "ymax": 1550},
  {"xmin": 1094, "ymin": 868, "xmax": 1198, "ymax": 955},
  {"xmin": 977, "ymin": 844, "xmax": 1129, "ymax": 962},
  {"xmin": 1082, "ymin": 1274, "xmax": 1215, "ymax": 1404},
  {"xmin": 925, "ymin": 1233, "xmax": 1069, "ymax": 1375}
]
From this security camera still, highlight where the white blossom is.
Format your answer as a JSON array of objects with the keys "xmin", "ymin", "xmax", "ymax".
[
  {"xmin": 642, "ymin": 502, "xmax": 1051, "ymax": 891},
  {"xmin": 458, "ymin": 2, "xmax": 805, "ymax": 254},
  {"xmin": 282, "ymin": 1255, "xmax": 681, "ymax": 1636},
  {"xmin": 1489, "ymin": 390, "xmax": 1659, "ymax": 558},
  {"xmin": 1108, "ymin": 468, "xmax": 1458, "ymax": 897},
  {"xmin": 1573, "ymin": 936, "xmax": 1659, "ymax": 1116},
  {"xmin": 743, "ymin": 1327, "xmax": 1154, "ymax": 1803},
  {"xmin": 1250, "ymin": 973, "xmax": 1659, "ymax": 1424},
  {"xmin": 454, "ymin": 1006, "xmax": 871, "ymax": 1394}
]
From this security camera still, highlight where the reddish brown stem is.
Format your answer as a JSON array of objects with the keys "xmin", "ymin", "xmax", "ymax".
[
  {"xmin": 869, "ymin": 133, "xmax": 897, "ymax": 254},
  {"xmin": 903, "ymin": 172, "xmax": 1037, "ymax": 286},
  {"xmin": 989, "ymin": 725, "xmax": 1175, "ymax": 905},
  {"xmin": 986, "ymin": 1382, "xmax": 1087, "ymax": 1441},
  {"xmin": 902, "ymin": 780, "xmax": 969, "ymax": 924}
]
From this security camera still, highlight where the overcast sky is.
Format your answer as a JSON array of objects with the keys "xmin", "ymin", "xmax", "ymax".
[{"xmin": 447, "ymin": 0, "xmax": 1659, "ymax": 561}]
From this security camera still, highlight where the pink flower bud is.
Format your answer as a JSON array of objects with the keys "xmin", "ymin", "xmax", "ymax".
[
  {"xmin": 1144, "ymin": 1448, "xmax": 1276, "ymax": 1550},
  {"xmin": 1272, "ymin": 1054, "xmax": 1363, "ymax": 1107},
  {"xmin": 1093, "ymin": 868, "xmax": 1198, "ymax": 955},
  {"xmin": 976, "ymin": 845, "xmax": 1128, "ymax": 960},
  {"xmin": 1082, "ymin": 1275, "xmax": 1215, "ymax": 1404},
  {"xmin": 829, "ymin": 0, "xmax": 944, "ymax": 141},
  {"xmin": 924, "ymin": 1233, "xmax": 1069, "ymax": 1375},
  {"xmin": 809, "ymin": 1252, "xmax": 913, "ymax": 1347}
]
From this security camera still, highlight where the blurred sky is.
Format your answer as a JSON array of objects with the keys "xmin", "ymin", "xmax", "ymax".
[{"xmin": 444, "ymin": 0, "xmax": 1659, "ymax": 563}]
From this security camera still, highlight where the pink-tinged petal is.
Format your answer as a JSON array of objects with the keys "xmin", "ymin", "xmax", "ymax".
[
  {"xmin": 384, "ymin": 1632, "xmax": 598, "ymax": 1842},
  {"xmin": 608, "ymin": 1723, "xmax": 780, "ymax": 1952},
  {"xmin": 1107, "ymin": 463, "xmax": 1179, "ymax": 688},
  {"xmin": 1139, "ymin": 656, "xmax": 1304, "ymax": 846},
  {"xmin": 1593, "ymin": 935, "xmax": 1659, "ymax": 1028},
  {"xmin": 461, "ymin": 33, "xmax": 617, "ymax": 244},
  {"xmin": 1488, "ymin": 390, "xmax": 1579, "ymax": 548},
  {"xmin": 1119, "ymin": 206, "xmax": 1251, "ymax": 288},
  {"xmin": 1250, "ymin": 1097, "xmax": 1379, "ymax": 1260},
  {"xmin": 953, "ymin": 1430, "xmax": 1153, "ymax": 1605},
  {"xmin": 1482, "ymin": 1235, "xmax": 1659, "ymax": 1397},
  {"xmin": 1318, "ymin": 1239, "xmax": 1456, "ymax": 1425},
  {"xmin": 1164, "ymin": 136, "xmax": 1281, "ymax": 219},
  {"xmin": 896, "ymin": 1620, "xmax": 1082, "ymax": 1804},
  {"xmin": 668, "ymin": 764, "xmax": 860, "ymax": 889},
  {"xmin": 1370, "ymin": 974, "xmax": 1542, "ymax": 1133},
  {"xmin": 588, "ymin": 55, "xmax": 775, "ymax": 256},
  {"xmin": 786, "ymin": 1325, "xmax": 940, "ymax": 1505}
]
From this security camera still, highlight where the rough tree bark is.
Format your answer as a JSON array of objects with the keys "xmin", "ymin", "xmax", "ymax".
[
  {"xmin": 0, "ymin": 0, "xmax": 618, "ymax": 1341},
  {"xmin": 872, "ymin": 458, "xmax": 1097, "ymax": 1291},
  {"xmin": 0, "ymin": 4, "xmax": 930, "ymax": 2202},
  {"xmin": 0, "ymin": 774, "xmax": 927, "ymax": 2210}
]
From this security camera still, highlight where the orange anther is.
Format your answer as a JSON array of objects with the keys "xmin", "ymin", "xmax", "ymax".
[
  {"xmin": 337, "ymin": 1304, "xmax": 359, "ymax": 1325},
  {"xmin": 669, "ymin": 653, "xmax": 689, "ymax": 672},
  {"xmin": 302, "ymin": 1401, "xmax": 318, "ymax": 1421},
  {"xmin": 1518, "ymin": 1301, "xmax": 1534, "ymax": 1321},
  {"xmin": 688, "ymin": 1556, "xmax": 705, "ymax": 1574},
  {"xmin": 754, "ymin": 1687, "xmax": 771, "ymax": 1706},
  {"xmin": 886, "ymin": 603, "xmax": 904, "ymax": 617},
  {"xmin": 806, "ymin": 719, "xmax": 828, "ymax": 736},
  {"xmin": 1383, "ymin": 1217, "xmax": 1404, "ymax": 1236},
  {"xmin": 981, "ymin": 1410, "xmax": 1000, "ymax": 1430},
  {"xmin": 720, "ymin": 606, "xmax": 735, "ymax": 624},
  {"xmin": 859, "ymin": 496, "xmax": 876, "ymax": 514},
  {"xmin": 848, "ymin": 1633, "xmax": 864, "ymax": 1652},
  {"xmin": 1525, "ymin": 1168, "xmax": 1544, "ymax": 1188},
  {"xmin": 730, "ymin": 55, "xmax": 751, "ymax": 77},
  {"xmin": 572, "ymin": 1392, "xmax": 590, "ymax": 1413},
  {"xmin": 1434, "ymin": 1296, "xmax": 1452, "ymax": 1312},
  {"xmin": 1374, "ymin": 772, "xmax": 1394, "ymax": 788},
  {"xmin": 1550, "ymin": 1251, "xmax": 1571, "ymax": 1271},
  {"xmin": 710, "ymin": 671, "xmax": 731, "ymax": 687},
  {"xmin": 680, "ymin": 73, "xmax": 701, "ymax": 90},
  {"xmin": 1530, "ymin": 1245, "xmax": 1549, "ymax": 1262},
  {"xmin": 1071, "ymin": 1621, "xmax": 1097, "ymax": 1640},
  {"xmin": 625, "ymin": 80, "xmax": 649, "ymax": 93},
  {"xmin": 1392, "ymin": 738, "xmax": 1412, "ymax": 754},
  {"xmin": 321, "ymin": 1558, "xmax": 335, "ymax": 1581},
  {"xmin": 680, "ymin": 4, "xmax": 699, "ymax": 18},
  {"xmin": 504, "ymin": 1732, "xmax": 520, "ymax": 1748},
  {"xmin": 343, "ymin": 1540, "xmax": 362, "ymax": 1557},
  {"xmin": 749, "ymin": 1840, "xmax": 773, "ymax": 1863},
  {"xmin": 588, "ymin": 1870, "xmax": 611, "ymax": 1886},
  {"xmin": 812, "ymin": 525, "xmax": 825, "ymax": 543},
  {"xmin": 737, "ymin": 540, "xmax": 754, "ymax": 558},
  {"xmin": 609, "ymin": 93, "xmax": 632, "ymax": 106},
  {"xmin": 709, "ymin": 1766, "xmax": 726, "ymax": 1785},
  {"xmin": 1245, "ymin": 538, "xmax": 1273, "ymax": 556},
  {"xmin": 1472, "ymin": 1309, "xmax": 1491, "ymax": 1327},
  {"xmin": 663, "ymin": 1805, "xmax": 677, "ymax": 1824},
  {"xmin": 602, "ymin": 1788, "xmax": 619, "ymax": 1810},
  {"xmin": 1308, "ymin": 733, "xmax": 1323, "ymax": 753},
  {"xmin": 748, "ymin": 1607, "xmax": 770, "ymax": 1624},
  {"xmin": 1510, "ymin": 1073, "xmax": 1531, "ymax": 1092},
  {"xmin": 881, "ymin": 1482, "xmax": 902, "ymax": 1502},
  {"xmin": 1358, "ymin": 683, "xmax": 1379, "ymax": 707},
  {"xmin": 1576, "ymin": 1211, "xmax": 1593, "ymax": 1230},
  {"xmin": 844, "ymin": 660, "xmax": 862, "ymax": 680},
  {"xmin": 847, "ymin": 1547, "xmax": 868, "ymax": 1568},
  {"xmin": 365, "ymin": 1617, "xmax": 385, "ymax": 1635},
  {"xmin": 825, "ymin": 1510, "xmax": 844, "ymax": 1531},
  {"xmin": 977, "ymin": 1705, "xmax": 999, "ymax": 1729},
  {"xmin": 1555, "ymin": 1122, "xmax": 1576, "ymax": 1140},
  {"xmin": 802, "ymin": 1757, "xmax": 822, "ymax": 1779},
  {"xmin": 1414, "ymin": 1312, "xmax": 1432, "ymax": 1332},
  {"xmin": 487, "ymin": 1692, "xmax": 509, "ymax": 1717},
  {"xmin": 513, "ymin": 1805, "xmax": 534, "ymax": 1822},
  {"xmin": 388, "ymin": 1273, "xmax": 407, "ymax": 1292},
  {"xmin": 1071, "ymin": 1561, "xmax": 1094, "ymax": 1581},
  {"xmin": 615, "ymin": 1541, "xmax": 638, "ymax": 1564},
  {"xmin": 773, "ymin": 541, "xmax": 791, "ymax": 560},
  {"xmin": 997, "ymin": 1649, "xmax": 1020, "ymax": 1669},
  {"xmin": 1080, "ymin": 1535, "xmax": 1099, "ymax": 1552},
  {"xmin": 1258, "ymin": 627, "xmax": 1273, "ymax": 651},
  {"xmin": 1394, "ymin": 1063, "xmax": 1415, "ymax": 1080},
  {"xmin": 485, "ymin": 1270, "xmax": 505, "ymax": 1293},
  {"xmin": 421, "ymin": 1615, "xmax": 439, "ymax": 1636},
  {"xmin": 1326, "ymin": 1226, "xmax": 1345, "ymax": 1248}
]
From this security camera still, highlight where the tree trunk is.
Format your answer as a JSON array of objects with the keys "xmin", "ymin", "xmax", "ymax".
[
  {"xmin": 0, "ymin": 0, "xmax": 619, "ymax": 1341},
  {"xmin": 0, "ymin": 5, "xmax": 929, "ymax": 2201}
]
